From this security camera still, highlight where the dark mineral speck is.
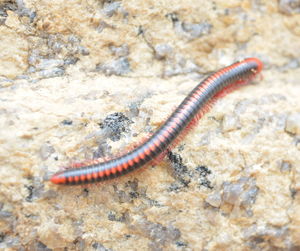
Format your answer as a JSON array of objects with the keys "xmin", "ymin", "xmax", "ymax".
[
  {"xmin": 99, "ymin": 112, "xmax": 133, "ymax": 141},
  {"xmin": 107, "ymin": 211, "xmax": 128, "ymax": 222},
  {"xmin": 92, "ymin": 242, "xmax": 113, "ymax": 251},
  {"xmin": 167, "ymin": 151, "xmax": 191, "ymax": 190},
  {"xmin": 61, "ymin": 119, "xmax": 73, "ymax": 125},
  {"xmin": 35, "ymin": 241, "xmax": 52, "ymax": 251},
  {"xmin": 196, "ymin": 165, "xmax": 213, "ymax": 189}
]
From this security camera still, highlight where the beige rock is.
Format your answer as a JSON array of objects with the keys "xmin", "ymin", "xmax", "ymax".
[
  {"xmin": 0, "ymin": 0, "xmax": 300, "ymax": 250},
  {"xmin": 0, "ymin": 25, "xmax": 28, "ymax": 78}
]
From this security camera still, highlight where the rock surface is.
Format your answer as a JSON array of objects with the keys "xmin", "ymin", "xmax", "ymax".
[{"xmin": 0, "ymin": 0, "xmax": 299, "ymax": 250}]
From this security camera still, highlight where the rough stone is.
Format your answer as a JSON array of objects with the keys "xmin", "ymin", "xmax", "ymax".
[{"xmin": 0, "ymin": 0, "xmax": 299, "ymax": 250}]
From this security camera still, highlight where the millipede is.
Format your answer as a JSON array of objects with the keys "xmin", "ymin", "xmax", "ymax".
[{"xmin": 51, "ymin": 57, "xmax": 263, "ymax": 185}]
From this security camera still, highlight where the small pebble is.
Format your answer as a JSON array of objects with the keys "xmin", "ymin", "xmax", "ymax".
[
  {"xmin": 285, "ymin": 113, "xmax": 300, "ymax": 135},
  {"xmin": 102, "ymin": 1, "xmax": 121, "ymax": 17},
  {"xmin": 206, "ymin": 192, "xmax": 222, "ymax": 207},
  {"xmin": 39, "ymin": 143, "xmax": 55, "ymax": 160},
  {"xmin": 96, "ymin": 57, "xmax": 131, "ymax": 76},
  {"xmin": 36, "ymin": 59, "xmax": 64, "ymax": 70},
  {"xmin": 222, "ymin": 114, "xmax": 241, "ymax": 132},
  {"xmin": 222, "ymin": 182, "xmax": 244, "ymax": 205},
  {"xmin": 280, "ymin": 160, "xmax": 292, "ymax": 172},
  {"xmin": 154, "ymin": 44, "xmax": 172, "ymax": 59},
  {"xmin": 109, "ymin": 44, "xmax": 129, "ymax": 57}
]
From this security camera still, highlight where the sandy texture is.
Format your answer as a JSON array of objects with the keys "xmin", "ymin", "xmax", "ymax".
[{"xmin": 0, "ymin": 0, "xmax": 300, "ymax": 250}]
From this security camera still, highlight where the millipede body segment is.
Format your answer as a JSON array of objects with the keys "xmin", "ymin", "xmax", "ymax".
[{"xmin": 51, "ymin": 58, "xmax": 263, "ymax": 185}]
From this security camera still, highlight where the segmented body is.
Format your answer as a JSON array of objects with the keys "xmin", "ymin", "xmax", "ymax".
[{"xmin": 51, "ymin": 58, "xmax": 263, "ymax": 185}]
